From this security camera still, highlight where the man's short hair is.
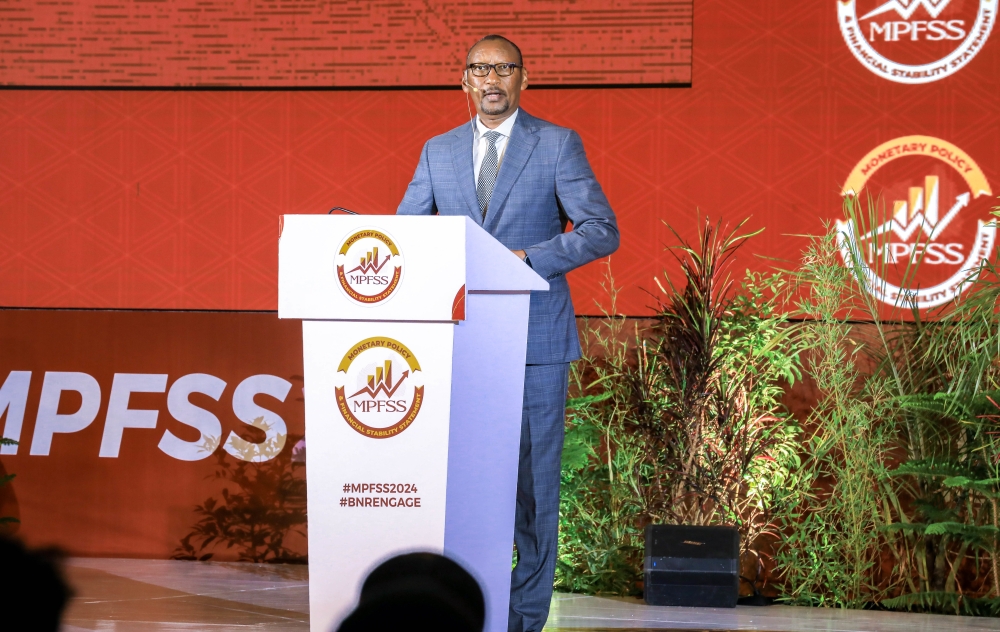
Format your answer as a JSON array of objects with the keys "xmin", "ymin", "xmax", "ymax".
[{"xmin": 467, "ymin": 34, "xmax": 523, "ymax": 66}]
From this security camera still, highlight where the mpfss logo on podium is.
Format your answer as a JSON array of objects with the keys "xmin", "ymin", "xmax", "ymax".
[
  {"xmin": 837, "ymin": 135, "xmax": 995, "ymax": 308},
  {"xmin": 335, "ymin": 337, "xmax": 424, "ymax": 438},
  {"xmin": 335, "ymin": 229, "xmax": 404, "ymax": 304},
  {"xmin": 838, "ymin": 0, "xmax": 996, "ymax": 83}
]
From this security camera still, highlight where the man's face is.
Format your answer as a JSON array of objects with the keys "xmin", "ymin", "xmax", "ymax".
[{"xmin": 463, "ymin": 40, "xmax": 528, "ymax": 119}]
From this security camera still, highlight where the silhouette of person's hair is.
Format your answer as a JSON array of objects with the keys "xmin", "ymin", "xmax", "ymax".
[
  {"xmin": 0, "ymin": 536, "xmax": 72, "ymax": 631},
  {"xmin": 336, "ymin": 552, "xmax": 485, "ymax": 632}
]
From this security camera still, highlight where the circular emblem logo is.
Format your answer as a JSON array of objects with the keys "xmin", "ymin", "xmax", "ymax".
[
  {"xmin": 838, "ymin": 0, "xmax": 996, "ymax": 83},
  {"xmin": 335, "ymin": 337, "xmax": 424, "ymax": 439},
  {"xmin": 838, "ymin": 135, "xmax": 995, "ymax": 309},
  {"xmin": 335, "ymin": 229, "xmax": 403, "ymax": 304}
]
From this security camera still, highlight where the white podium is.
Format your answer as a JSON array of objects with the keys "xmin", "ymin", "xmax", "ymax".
[{"xmin": 278, "ymin": 215, "xmax": 548, "ymax": 632}]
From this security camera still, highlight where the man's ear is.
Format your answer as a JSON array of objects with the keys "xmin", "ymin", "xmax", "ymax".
[
  {"xmin": 461, "ymin": 70, "xmax": 470, "ymax": 94},
  {"xmin": 520, "ymin": 67, "xmax": 529, "ymax": 91}
]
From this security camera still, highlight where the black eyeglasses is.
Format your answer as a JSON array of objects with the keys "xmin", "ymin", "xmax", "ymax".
[{"xmin": 467, "ymin": 62, "xmax": 522, "ymax": 77}]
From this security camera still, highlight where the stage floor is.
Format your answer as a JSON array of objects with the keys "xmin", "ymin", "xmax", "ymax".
[{"xmin": 62, "ymin": 558, "xmax": 1000, "ymax": 631}]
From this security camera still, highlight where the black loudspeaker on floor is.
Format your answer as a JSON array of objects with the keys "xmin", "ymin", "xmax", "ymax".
[{"xmin": 643, "ymin": 525, "xmax": 740, "ymax": 608}]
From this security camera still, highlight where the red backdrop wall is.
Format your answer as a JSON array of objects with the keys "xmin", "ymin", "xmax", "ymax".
[
  {"xmin": 0, "ymin": 1, "xmax": 996, "ymax": 316},
  {"xmin": 1, "ymin": 0, "xmax": 999, "ymax": 558}
]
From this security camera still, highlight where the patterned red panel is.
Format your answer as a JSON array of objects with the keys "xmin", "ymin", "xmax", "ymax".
[
  {"xmin": 0, "ymin": 0, "xmax": 997, "ymax": 315},
  {"xmin": 0, "ymin": 0, "xmax": 692, "ymax": 87}
]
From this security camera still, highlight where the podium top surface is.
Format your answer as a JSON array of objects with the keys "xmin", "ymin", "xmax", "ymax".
[{"xmin": 278, "ymin": 215, "xmax": 548, "ymax": 321}]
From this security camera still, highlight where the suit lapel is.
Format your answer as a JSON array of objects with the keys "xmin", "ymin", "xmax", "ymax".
[
  {"xmin": 483, "ymin": 112, "xmax": 538, "ymax": 233},
  {"xmin": 450, "ymin": 124, "xmax": 482, "ymax": 225}
]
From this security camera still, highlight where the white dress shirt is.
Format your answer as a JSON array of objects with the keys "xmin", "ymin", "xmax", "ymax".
[{"xmin": 473, "ymin": 109, "xmax": 519, "ymax": 187}]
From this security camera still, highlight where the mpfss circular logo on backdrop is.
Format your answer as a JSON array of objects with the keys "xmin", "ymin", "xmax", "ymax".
[
  {"xmin": 335, "ymin": 337, "xmax": 424, "ymax": 439},
  {"xmin": 335, "ymin": 229, "xmax": 403, "ymax": 304},
  {"xmin": 838, "ymin": 0, "xmax": 996, "ymax": 83},
  {"xmin": 837, "ymin": 135, "xmax": 995, "ymax": 309}
]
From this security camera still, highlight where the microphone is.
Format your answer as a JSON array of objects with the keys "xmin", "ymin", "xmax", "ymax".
[
  {"xmin": 327, "ymin": 206, "xmax": 358, "ymax": 215},
  {"xmin": 463, "ymin": 73, "xmax": 478, "ymax": 133}
]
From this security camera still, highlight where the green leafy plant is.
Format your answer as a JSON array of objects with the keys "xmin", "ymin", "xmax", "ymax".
[
  {"xmin": 0, "ymin": 438, "xmax": 17, "ymax": 528},
  {"xmin": 173, "ymin": 422, "xmax": 306, "ymax": 563},
  {"xmin": 636, "ymin": 219, "xmax": 803, "ymax": 581},
  {"xmin": 865, "ymin": 198, "xmax": 1000, "ymax": 612},
  {"xmin": 558, "ymin": 194, "xmax": 1000, "ymax": 615},
  {"xmin": 879, "ymin": 276, "xmax": 1000, "ymax": 610},
  {"xmin": 775, "ymin": 217, "xmax": 897, "ymax": 608},
  {"xmin": 557, "ymin": 218, "xmax": 803, "ymax": 597},
  {"xmin": 775, "ymin": 193, "xmax": 1000, "ymax": 613},
  {"xmin": 556, "ymin": 277, "xmax": 647, "ymax": 596}
]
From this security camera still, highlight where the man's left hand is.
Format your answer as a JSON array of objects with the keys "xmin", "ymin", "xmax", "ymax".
[{"xmin": 511, "ymin": 249, "xmax": 526, "ymax": 260}]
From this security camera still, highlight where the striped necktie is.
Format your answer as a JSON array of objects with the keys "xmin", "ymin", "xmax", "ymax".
[{"xmin": 477, "ymin": 130, "xmax": 502, "ymax": 220}]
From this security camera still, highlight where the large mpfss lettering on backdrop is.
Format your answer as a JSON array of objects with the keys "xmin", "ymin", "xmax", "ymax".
[
  {"xmin": 0, "ymin": 310, "xmax": 305, "ymax": 559},
  {"xmin": 2, "ymin": 371, "xmax": 290, "ymax": 462}
]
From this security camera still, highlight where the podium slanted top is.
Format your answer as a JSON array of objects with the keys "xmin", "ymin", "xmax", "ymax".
[{"xmin": 278, "ymin": 215, "xmax": 548, "ymax": 321}]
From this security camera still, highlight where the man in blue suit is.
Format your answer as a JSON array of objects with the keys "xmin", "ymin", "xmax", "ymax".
[{"xmin": 397, "ymin": 34, "xmax": 619, "ymax": 632}]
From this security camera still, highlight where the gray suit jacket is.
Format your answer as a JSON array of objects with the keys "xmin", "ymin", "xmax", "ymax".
[{"xmin": 397, "ymin": 109, "xmax": 619, "ymax": 364}]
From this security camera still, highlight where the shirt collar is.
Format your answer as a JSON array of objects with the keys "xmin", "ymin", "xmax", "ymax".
[{"xmin": 475, "ymin": 108, "xmax": 519, "ymax": 141}]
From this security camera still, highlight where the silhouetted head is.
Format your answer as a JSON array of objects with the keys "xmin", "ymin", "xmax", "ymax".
[
  {"xmin": 336, "ymin": 552, "xmax": 485, "ymax": 632},
  {"xmin": 0, "ymin": 536, "xmax": 72, "ymax": 632}
]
